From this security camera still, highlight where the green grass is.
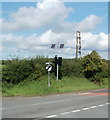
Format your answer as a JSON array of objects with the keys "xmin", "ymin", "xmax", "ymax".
[{"xmin": 2, "ymin": 76, "xmax": 108, "ymax": 96}]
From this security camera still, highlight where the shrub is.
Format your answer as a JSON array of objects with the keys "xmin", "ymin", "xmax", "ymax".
[
  {"xmin": 61, "ymin": 59, "xmax": 83, "ymax": 77},
  {"xmin": 81, "ymin": 51, "xmax": 106, "ymax": 85},
  {"xmin": 2, "ymin": 59, "xmax": 33, "ymax": 84}
]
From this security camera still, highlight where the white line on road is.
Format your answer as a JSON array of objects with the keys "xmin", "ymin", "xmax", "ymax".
[
  {"xmin": 32, "ymin": 98, "xmax": 74, "ymax": 106},
  {"xmin": 99, "ymin": 104, "xmax": 105, "ymax": 107},
  {"xmin": 105, "ymin": 103, "xmax": 110, "ymax": 105},
  {"xmin": 89, "ymin": 106, "xmax": 97, "ymax": 109},
  {"xmin": 3, "ymin": 99, "xmax": 72, "ymax": 110},
  {"xmin": 60, "ymin": 112, "xmax": 70, "ymax": 115},
  {"xmin": 82, "ymin": 107, "xmax": 90, "ymax": 110},
  {"xmin": 78, "ymin": 92, "xmax": 91, "ymax": 95},
  {"xmin": 46, "ymin": 114, "xmax": 57, "ymax": 118},
  {"xmin": 45, "ymin": 103, "xmax": 109, "ymax": 118},
  {"xmin": 71, "ymin": 110, "xmax": 81, "ymax": 113}
]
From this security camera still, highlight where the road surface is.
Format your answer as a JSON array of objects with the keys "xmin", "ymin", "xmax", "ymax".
[{"xmin": 2, "ymin": 88, "xmax": 109, "ymax": 119}]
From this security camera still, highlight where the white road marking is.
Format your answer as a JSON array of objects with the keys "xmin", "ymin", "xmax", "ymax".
[
  {"xmin": 82, "ymin": 107, "xmax": 90, "ymax": 110},
  {"xmin": 33, "ymin": 100, "xmax": 64, "ymax": 105},
  {"xmin": 71, "ymin": 110, "xmax": 81, "ymax": 112},
  {"xmin": 105, "ymin": 103, "xmax": 110, "ymax": 105},
  {"xmin": 45, "ymin": 103, "xmax": 109, "ymax": 118},
  {"xmin": 60, "ymin": 112, "xmax": 70, "ymax": 115},
  {"xmin": 89, "ymin": 106, "xmax": 97, "ymax": 108},
  {"xmin": 99, "ymin": 104, "xmax": 105, "ymax": 107},
  {"xmin": 105, "ymin": 103, "xmax": 109, "ymax": 105},
  {"xmin": 32, "ymin": 98, "xmax": 74, "ymax": 106},
  {"xmin": 46, "ymin": 115, "xmax": 57, "ymax": 118},
  {"xmin": 78, "ymin": 92, "xmax": 91, "ymax": 95}
]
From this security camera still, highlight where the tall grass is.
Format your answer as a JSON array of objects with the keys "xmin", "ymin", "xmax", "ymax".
[{"xmin": 2, "ymin": 76, "xmax": 108, "ymax": 96}]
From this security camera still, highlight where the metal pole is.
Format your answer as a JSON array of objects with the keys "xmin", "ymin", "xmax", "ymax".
[
  {"xmin": 56, "ymin": 63, "xmax": 59, "ymax": 81},
  {"xmin": 76, "ymin": 32, "xmax": 78, "ymax": 59},
  {"xmin": 48, "ymin": 71, "xmax": 50, "ymax": 87},
  {"xmin": 76, "ymin": 31, "xmax": 81, "ymax": 59}
]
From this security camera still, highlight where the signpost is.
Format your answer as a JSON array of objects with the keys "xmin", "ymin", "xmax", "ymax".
[
  {"xmin": 55, "ymin": 56, "xmax": 62, "ymax": 81},
  {"xmin": 46, "ymin": 63, "xmax": 52, "ymax": 87},
  {"xmin": 50, "ymin": 35, "xmax": 64, "ymax": 81},
  {"xmin": 57, "ymin": 62, "xmax": 59, "ymax": 81},
  {"xmin": 51, "ymin": 43, "xmax": 64, "ymax": 81}
]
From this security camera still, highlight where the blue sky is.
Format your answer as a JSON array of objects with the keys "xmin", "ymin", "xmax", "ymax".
[
  {"xmin": 65, "ymin": 2, "xmax": 108, "ymax": 33},
  {"xmin": 2, "ymin": 2, "xmax": 108, "ymax": 34},
  {"xmin": 1, "ymin": 1, "xmax": 108, "ymax": 59}
]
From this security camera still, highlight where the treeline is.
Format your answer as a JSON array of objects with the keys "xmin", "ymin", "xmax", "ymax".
[{"xmin": 2, "ymin": 51, "xmax": 109, "ymax": 86}]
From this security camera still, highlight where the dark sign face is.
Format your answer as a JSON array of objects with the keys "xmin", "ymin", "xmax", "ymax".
[
  {"xmin": 51, "ymin": 44, "xmax": 55, "ymax": 48},
  {"xmin": 60, "ymin": 44, "xmax": 64, "ymax": 48}
]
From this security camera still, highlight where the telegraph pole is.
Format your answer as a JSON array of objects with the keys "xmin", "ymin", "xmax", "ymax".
[{"xmin": 76, "ymin": 31, "xmax": 81, "ymax": 59}]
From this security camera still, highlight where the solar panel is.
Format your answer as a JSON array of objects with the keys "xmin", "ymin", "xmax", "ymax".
[
  {"xmin": 60, "ymin": 44, "xmax": 64, "ymax": 48},
  {"xmin": 51, "ymin": 44, "xmax": 55, "ymax": 48}
]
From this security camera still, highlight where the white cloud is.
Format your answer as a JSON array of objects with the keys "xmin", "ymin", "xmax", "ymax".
[
  {"xmin": 82, "ymin": 32, "xmax": 108, "ymax": 51},
  {"xmin": 2, "ymin": 1, "xmax": 73, "ymax": 32},
  {"xmin": 2, "ymin": 1, "xmax": 102, "ymax": 33},
  {"xmin": 2, "ymin": 33, "xmax": 24, "ymax": 45},
  {"xmin": 2, "ymin": 30, "xmax": 108, "ymax": 59},
  {"xmin": 76, "ymin": 14, "xmax": 101, "ymax": 32}
]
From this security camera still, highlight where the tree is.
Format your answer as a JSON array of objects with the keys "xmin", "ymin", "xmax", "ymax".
[{"xmin": 81, "ymin": 51, "xmax": 103, "ymax": 85}]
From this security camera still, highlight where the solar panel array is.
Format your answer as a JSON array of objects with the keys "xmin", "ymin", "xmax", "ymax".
[{"xmin": 51, "ymin": 44, "xmax": 64, "ymax": 48}]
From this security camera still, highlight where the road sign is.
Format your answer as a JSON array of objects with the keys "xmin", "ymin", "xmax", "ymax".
[
  {"xmin": 45, "ymin": 64, "xmax": 52, "ymax": 87},
  {"xmin": 46, "ymin": 65, "xmax": 52, "ymax": 72}
]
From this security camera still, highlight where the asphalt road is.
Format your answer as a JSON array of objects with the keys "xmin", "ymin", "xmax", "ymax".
[{"xmin": 2, "ymin": 88, "xmax": 109, "ymax": 119}]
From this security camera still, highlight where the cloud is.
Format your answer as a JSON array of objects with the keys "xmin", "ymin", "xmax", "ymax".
[
  {"xmin": 2, "ymin": 1, "xmax": 73, "ymax": 32},
  {"xmin": 52, "ymin": 14, "xmax": 101, "ymax": 33},
  {"xmin": 77, "ymin": 14, "xmax": 101, "ymax": 32},
  {"xmin": 82, "ymin": 32, "xmax": 108, "ymax": 51},
  {"xmin": 2, "ymin": 1, "xmax": 101, "ymax": 33},
  {"xmin": 76, "ymin": 14, "xmax": 101, "ymax": 32},
  {"xmin": 2, "ymin": 30, "xmax": 108, "ymax": 59}
]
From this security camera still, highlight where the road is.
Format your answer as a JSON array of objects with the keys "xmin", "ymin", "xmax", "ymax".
[{"xmin": 2, "ymin": 88, "xmax": 109, "ymax": 119}]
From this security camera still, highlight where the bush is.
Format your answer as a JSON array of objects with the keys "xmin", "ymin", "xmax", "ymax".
[
  {"xmin": 81, "ymin": 51, "xmax": 107, "ymax": 85},
  {"xmin": 25, "ymin": 63, "xmax": 47, "ymax": 82},
  {"xmin": 2, "ymin": 59, "xmax": 33, "ymax": 84},
  {"xmin": 2, "ymin": 54, "xmax": 109, "ymax": 86},
  {"xmin": 2, "ymin": 57, "xmax": 50, "ymax": 84},
  {"xmin": 61, "ymin": 59, "xmax": 83, "ymax": 77}
]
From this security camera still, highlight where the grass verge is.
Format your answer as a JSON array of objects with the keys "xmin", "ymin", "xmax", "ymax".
[{"xmin": 2, "ymin": 76, "xmax": 108, "ymax": 96}]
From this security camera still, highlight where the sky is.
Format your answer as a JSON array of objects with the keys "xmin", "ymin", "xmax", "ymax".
[{"xmin": 1, "ymin": 0, "xmax": 108, "ymax": 60}]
